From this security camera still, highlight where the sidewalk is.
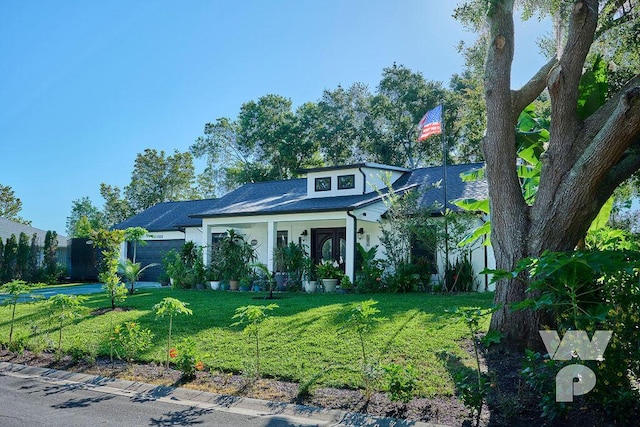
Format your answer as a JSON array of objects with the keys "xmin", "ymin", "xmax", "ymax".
[{"xmin": 0, "ymin": 361, "xmax": 447, "ymax": 427}]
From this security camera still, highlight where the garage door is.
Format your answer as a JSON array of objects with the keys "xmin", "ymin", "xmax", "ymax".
[{"xmin": 128, "ymin": 239, "xmax": 184, "ymax": 281}]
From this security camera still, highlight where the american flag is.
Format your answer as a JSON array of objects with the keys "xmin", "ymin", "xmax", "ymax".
[{"xmin": 418, "ymin": 105, "xmax": 442, "ymax": 141}]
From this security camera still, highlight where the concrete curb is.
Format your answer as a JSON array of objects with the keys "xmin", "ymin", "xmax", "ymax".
[{"xmin": 0, "ymin": 361, "xmax": 448, "ymax": 427}]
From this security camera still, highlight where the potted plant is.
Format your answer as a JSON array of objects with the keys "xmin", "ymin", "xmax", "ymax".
[
  {"xmin": 207, "ymin": 242, "xmax": 223, "ymax": 290},
  {"xmin": 162, "ymin": 250, "xmax": 185, "ymax": 288},
  {"xmin": 316, "ymin": 259, "xmax": 341, "ymax": 292},
  {"xmin": 273, "ymin": 246, "xmax": 288, "ymax": 290},
  {"xmin": 302, "ymin": 256, "xmax": 317, "ymax": 293},
  {"xmin": 282, "ymin": 242, "xmax": 307, "ymax": 291},
  {"xmin": 219, "ymin": 229, "xmax": 255, "ymax": 290}
]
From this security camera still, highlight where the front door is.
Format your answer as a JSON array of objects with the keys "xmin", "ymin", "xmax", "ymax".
[{"xmin": 311, "ymin": 228, "xmax": 346, "ymax": 271}]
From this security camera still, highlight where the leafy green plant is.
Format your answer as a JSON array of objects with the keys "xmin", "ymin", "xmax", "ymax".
[
  {"xmin": 112, "ymin": 321, "xmax": 154, "ymax": 362},
  {"xmin": 170, "ymin": 337, "xmax": 205, "ymax": 380},
  {"xmin": 355, "ymin": 244, "xmax": 384, "ymax": 293},
  {"xmin": 0, "ymin": 280, "xmax": 41, "ymax": 346},
  {"xmin": 153, "ymin": 297, "xmax": 193, "ymax": 368},
  {"xmin": 341, "ymin": 299, "xmax": 386, "ymax": 399},
  {"xmin": 497, "ymin": 249, "xmax": 640, "ymax": 423},
  {"xmin": 91, "ymin": 228, "xmax": 127, "ymax": 309},
  {"xmin": 118, "ymin": 259, "xmax": 158, "ymax": 295},
  {"xmin": 232, "ymin": 303, "xmax": 279, "ymax": 378},
  {"xmin": 124, "ymin": 226, "xmax": 148, "ymax": 263},
  {"xmin": 218, "ymin": 230, "xmax": 256, "ymax": 281},
  {"xmin": 381, "ymin": 362, "xmax": 418, "ymax": 404},
  {"xmin": 452, "ymin": 306, "xmax": 497, "ymax": 426},
  {"xmin": 47, "ymin": 294, "xmax": 88, "ymax": 359}
]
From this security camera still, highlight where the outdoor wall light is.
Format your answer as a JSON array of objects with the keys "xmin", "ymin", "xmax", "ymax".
[
  {"xmin": 357, "ymin": 228, "xmax": 364, "ymax": 235},
  {"xmin": 300, "ymin": 230, "xmax": 308, "ymax": 236}
]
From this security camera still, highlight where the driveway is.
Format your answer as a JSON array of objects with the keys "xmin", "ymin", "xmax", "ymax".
[{"xmin": 0, "ymin": 282, "xmax": 163, "ymax": 303}]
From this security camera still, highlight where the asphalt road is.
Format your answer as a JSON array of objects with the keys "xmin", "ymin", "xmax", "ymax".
[{"xmin": 0, "ymin": 371, "xmax": 317, "ymax": 427}]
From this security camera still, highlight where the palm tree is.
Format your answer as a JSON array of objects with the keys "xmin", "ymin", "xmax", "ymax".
[{"xmin": 118, "ymin": 259, "xmax": 157, "ymax": 295}]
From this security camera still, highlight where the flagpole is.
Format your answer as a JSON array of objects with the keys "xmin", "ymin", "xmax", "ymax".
[{"xmin": 442, "ymin": 104, "xmax": 450, "ymax": 291}]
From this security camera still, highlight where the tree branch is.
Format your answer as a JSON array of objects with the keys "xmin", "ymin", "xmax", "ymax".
[{"xmin": 511, "ymin": 58, "xmax": 557, "ymax": 121}]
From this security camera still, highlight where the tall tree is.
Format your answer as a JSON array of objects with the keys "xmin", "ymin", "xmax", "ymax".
[
  {"xmin": 99, "ymin": 183, "xmax": 132, "ymax": 227},
  {"xmin": 467, "ymin": 0, "xmax": 640, "ymax": 349},
  {"xmin": 66, "ymin": 196, "xmax": 105, "ymax": 237},
  {"xmin": 124, "ymin": 148, "xmax": 199, "ymax": 213},
  {"xmin": 0, "ymin": 184, "xmax": 30, "ymax": 225},
  {"xmin": 314, "ymin": 83, "xmax": 373, "ymax": 165},
  {"xmin": 368, "ymin": 64, "xmax": 447, "ymax": 168}
]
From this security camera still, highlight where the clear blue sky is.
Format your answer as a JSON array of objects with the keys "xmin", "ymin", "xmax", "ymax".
[{"xmin": 0, "ymin": 0, "xmax": 550, "ymax": 235}]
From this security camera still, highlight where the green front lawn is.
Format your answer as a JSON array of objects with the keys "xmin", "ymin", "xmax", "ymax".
[{"xmin": 0, "ymin": 289, "xmax": 494, "ymax": 396}]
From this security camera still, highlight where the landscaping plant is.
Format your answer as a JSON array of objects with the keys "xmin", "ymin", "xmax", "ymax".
[
  {"xmin": 91, "ymin": 228, "xmax": 127, "ymax": 309},
  {"xmin": 340, "ymin": 299, "xmax": 386, "ymax": 399},
  {"xmin": 0, "ymin": 280, "xmax": 40, "ymax": 346},
  {"xmin": 152, "ymin": 297, "xmax": 193, "ymax": 368},
  {"xmin": 170, "ymin": 337, "xmax": 205, "ymax": 380},
  {"xmin": 111, "ymin": 321, "xmax": 154, "ymax": 362},
  {"xmin": 231, "ymin": 303, "xmax": 279, "ymax": 378},
  {"xmin": 47, "ymin": 294, "xmax": 88, "ymax": 360}
]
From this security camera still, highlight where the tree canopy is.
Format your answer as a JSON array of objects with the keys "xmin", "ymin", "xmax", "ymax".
[{"xmin": 0, "ymin": 184, "xmax": 30, "ymax": 225}]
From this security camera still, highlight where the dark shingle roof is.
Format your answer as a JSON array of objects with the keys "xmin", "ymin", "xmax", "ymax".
[
  {"xmin": 193, "ymin": 163, "xmax": 487, "ymax": 218},
  {"xmin": 113, "ymin": 198, "xmax": 218, "ymax": 231},
  {"xmin": 114, "ymin": 163, "xmax": 488, "ymax": 227}
]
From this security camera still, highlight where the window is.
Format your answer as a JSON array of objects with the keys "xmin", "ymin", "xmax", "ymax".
[
  {"xmin": 315, "ymin": 177, "xmax": 331, "ymax": 192},
  {"xmin": 338, "ymin": 174, "xmax": 355, "ymax": 190},
  {"xmin": 277, "ymin": 231, "xmax": 288, "ymax": 248}
]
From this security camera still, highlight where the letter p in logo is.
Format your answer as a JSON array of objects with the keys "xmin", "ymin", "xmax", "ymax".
[{"xmin": 555, "ymin": 364, "xmax": 597, "ymax": 402}]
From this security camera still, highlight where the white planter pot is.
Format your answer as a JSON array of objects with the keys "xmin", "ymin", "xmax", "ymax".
[
  {"xmin": 321, "ymin": 278, "xmax": 338, "ymax": 292},
  {"xmin": 209, "ymin": 280, "xmax": 221, "ymax": 290},
  {"xmin": 305, "ymin": 280, "xmax": 317, "ymax": 293}
]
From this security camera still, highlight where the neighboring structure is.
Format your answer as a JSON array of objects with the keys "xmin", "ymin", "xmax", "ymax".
[
  {"xmin": 0, "ymin": 217, "xmax": 68, "ymax": 269},
  {"xmin": 114, "ymin": 163, "xmax": 495, "ymax": 289}
]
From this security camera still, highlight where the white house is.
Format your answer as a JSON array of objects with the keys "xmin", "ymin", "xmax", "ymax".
[{"xmin": 115, "ymin": 162, "xmax": 495, "ymax": 291}]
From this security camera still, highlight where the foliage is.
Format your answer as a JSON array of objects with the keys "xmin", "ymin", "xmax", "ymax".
[
  {"xmin": 218, "ymin": 230, "xmax": 255, "ymax": 281},
  {"xmin": 497, "ymin": 249, "xmax": 640, "ymax": 423},
  {"xmin": 232, "ymin": 303, "xmax": 279, "ymax": 378},
  {"xmin": 369, "ymin": 64, "xmax": 447, "ymax": 168},
  {"xmin": 42, "ymin": 230, "xmax": 61, "ymax": 284},
  {"xmin": 0, "ymin": 280, "xmax": 40, "ymax": 345},
  {"xmin": 170, "ymin": 337, "xmax": 205, "ymax": 380},
  {"xmin": 206, "ymin": 241, "xmax": 224, "ymax": 280},
  {"xmin": 0, "ymin": 183, "xmax": 30, "ymax": 225},
  {"xmin": 354, "ymin": 243, "xmax": 384, "ymax": 293},
  {"xmin": 47, "ymin": 294, "xmax": 88, "ymax": 359},
  {"xmin": 91, "ymin": 228, "xmax": 127, "ymax": 309},
  {"xmin": 124, "ymin": 148, "xmax": 199, "ymax": 213},
  {"xmin": 278, "ymin": 242, "xmax": 308, "ymax": 289},
  {"xmin": 111, "ymin": 321, "xmax": 154, "ymax": 362},
  {"xmin": 99, "ymin": 183, "xmax": 133, "ymax": 228},
  {"xmin": 452, "ymin": 307, "xmax": 497, "ymax": 426},
  {"xmin": 2, "ymin": 234, "xmax": 17, "ymax": 283},
  {"xmin": 381, "ymin": 362, "xmax": 418, "ymax": 404},
  {"xmin": 118, "ymin": 259, "xmax": 158, "ymax": 295},
  {"xmin": 152, "ymin": 297, "xmax": 193, "ymax": 368},
  {"xmin": 315, "ymin": 259, "xmax": 342, "ymax": 279},
  {"xmin": 162, "ymin": 250, "xmax": 185, "ymax": 284},
  {"xmin": 445, "ymin": 255, "xmax": 476, "ymax": 292},
  {"xmin": 66, "ymin": 196, "xmax": 106, "ymax": 237},
  {"xmin": 340, "ymin": 299, "xmax": 387, "ymax": 399},
  {"xmin": 124, "ymin": 226, "xmax": 148, "ymax": 263}
]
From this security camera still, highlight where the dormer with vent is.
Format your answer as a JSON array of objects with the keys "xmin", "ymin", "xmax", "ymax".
[{"xmin": 302, "ymin": 163, "xmax": 410, "ymax": 198}]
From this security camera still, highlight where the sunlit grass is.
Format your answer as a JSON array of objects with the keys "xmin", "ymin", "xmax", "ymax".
[{"xmin": 0, "ymin": 288, "xmax": 494, "ymax": 396}]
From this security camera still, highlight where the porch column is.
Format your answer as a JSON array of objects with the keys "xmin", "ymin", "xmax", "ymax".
[
  {"xmin": 345, "ymin": 214, "xmax": 356, "ymax": 282},
  {"xmin": 266, "ymin": 220, "xmax": 277, "ymax": 272}
]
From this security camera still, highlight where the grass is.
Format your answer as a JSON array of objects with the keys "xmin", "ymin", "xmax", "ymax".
[{"xmin": 0, "ymin": 288, "xmax": 494, "ymax": 397}]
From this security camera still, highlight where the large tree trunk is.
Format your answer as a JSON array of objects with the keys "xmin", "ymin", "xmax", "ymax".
[{"xmin": 484, "ymin": 0, "xmax": 640, "ymax": 350}]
